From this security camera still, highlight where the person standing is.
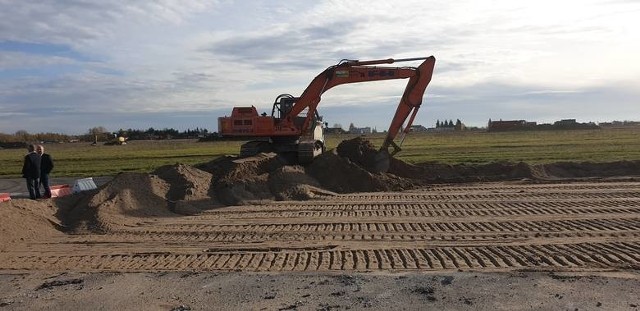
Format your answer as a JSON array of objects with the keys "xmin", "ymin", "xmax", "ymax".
[
  {"xmin": 37, "ymin": 145, "xmax": 54, "ymax": 198},
  {"xmin": 21, "ymin": 144, "xmax": 41, "ymax": 200}
]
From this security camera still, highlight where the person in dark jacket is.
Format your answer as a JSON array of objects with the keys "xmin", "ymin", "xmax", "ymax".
[
  {"xmin": 21, "ymin": 144, "xmax": 41, "ymax": 200},
  {"xmin": 37, "ymin": 145, "xmax": 54, "ymax": 198}
]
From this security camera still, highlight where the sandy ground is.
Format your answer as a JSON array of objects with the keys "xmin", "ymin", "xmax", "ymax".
[
  {"xmin": 1, "ymin": 138, "xmax": 639, "ymax": 310},
  {"xmin": 1, "ymin": 271, "xmax": 638, "ymax": 311},
  {"xmin": 1, "ymin": 178, "xmax": 639, "ymax": 310}
]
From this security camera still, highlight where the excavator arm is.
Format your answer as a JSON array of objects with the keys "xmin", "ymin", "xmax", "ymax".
[
  {"xmin": 379, "ymin": 56, "xmax": 436, "ymax": 156},
  {"xmin": 278, "ymin": 56, "xmax": 436, "ymax": 140}
]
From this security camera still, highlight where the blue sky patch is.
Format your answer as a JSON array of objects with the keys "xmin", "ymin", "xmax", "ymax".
[{"xmin": 0, "ymin": 40, "xmax": 92, "ymax": 62}]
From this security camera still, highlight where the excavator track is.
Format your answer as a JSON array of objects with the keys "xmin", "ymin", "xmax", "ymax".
[
  {"xmin": 240, "ymin": 140, "xmax": 271, "ymax": 158},
  {"xmin": 297, "ymin": 142, "xmax": 316, "ymax": 164}
]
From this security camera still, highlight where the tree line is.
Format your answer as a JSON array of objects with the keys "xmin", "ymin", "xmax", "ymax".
[
  {"xmin": 0, "ymin": 127, "xmax": 209, "ymax": 145},
  {"xmin": 436, "ymin": 119, "xmax": 463, "ymax": 128}
]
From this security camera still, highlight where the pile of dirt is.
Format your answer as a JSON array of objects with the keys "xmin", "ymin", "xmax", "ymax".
[
  {"xmin": 532, "ymin": 161, "xmax": 640, "ymax": 179},
  {"xmin": 196, "ymin": 153, "xmax": 285, "ymax": 205},
  {"xmin": 196, "ymin": 153, "xmax": 334, "ymax": 205},
  {"xmin": 2, "ymin": 136, "xmax": 639, "ymax": 239},
  {"xmin": 59, "ymin": 172, "xmax": 174, "ymax": 233},
  {"xmin": 153, "ymin": 163, "xmax": 213, "ymax": 201},
  {"xmin": 0, "ymin": 199, "xmax": 63, "ymax": 248},
  {"xmin": 307, "ymin": 149, "xmax": 420, "ymax": 193},
  {"xmin": 323, "ymin": 137, "xmax": 534, "ymax": 186},
  {"xmin": 268, "ymin": 165, "xmax": 335, "ymax": 201},
  {"xmin": 388, "ymin": 159, "xmax": 535, "ymax": 182},
  {"xmin": 335, "ymin": 136, "xmax": 385, "ymax": 173},
  {"xmin": 153, "ymin": 163, "xmax": 215, "ymax": 215},
  {"xmin": 389, "ymin": 158, "xmax": 640, "ymax": 183}
]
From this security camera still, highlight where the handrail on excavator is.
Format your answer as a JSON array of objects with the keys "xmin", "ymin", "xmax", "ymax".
[{"xmin": 339, "ymin": 56, "xmax": 430, "ymax": 67}]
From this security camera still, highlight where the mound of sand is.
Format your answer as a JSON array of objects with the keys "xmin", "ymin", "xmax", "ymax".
[
  {"xmin": 2, "ymin": 136, "xmax": 639, "ymax": 239},
  {"xmin": 268, "ymin": 165, "xmax": 336, "ymax": 200},
  {"xmin": 59, "ymin": 172, "xmax": 174, "ymax": 233},
  {"xmin": 533, "ymin": 161, "xmax": 640, "ymax": 179},
  {"xmin": 197, "ymin": 153, "xmax": 285, "ymax": 205},
  {"xmin": 0, "ymin": 199, "xmax": 63, "ymax": 248},
  {"xmin": 153, "ymin": 163, "xmax": 217, "ymax": 215},
  {"xmin": 335, "ymin": 136, "xmax": 384, "ymax": 173},
  {"xmin": 153, "ymin": 163, "xmax": 213, "ymax": 201},
  {"xmin": 308, "ymin": 149, "xmax": 419, "ymax": 193},
  {"xmin": 389, "ymin": 160, "xmax": 534, "ymax": 182},
  {"xmin": 196, "ymin": 153, "xmax": 334, "ymax": 205}
]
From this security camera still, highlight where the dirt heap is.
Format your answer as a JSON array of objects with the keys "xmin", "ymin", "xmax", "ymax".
[
  {"xmin": 2, "ymin": 137, "xmax": 639, "ymax": 239},
  {"xmin": 388, "ymin": 159, "xmax": 535, "ymax": 182},
  {"xmin": 268, "ymin": 165, "xmax": 335, "ymax": 201},
  {"xmin": 153, "ymin": 163, "xmax": 215, "ymax": 215},
  {"xmin": 308, "ymin": 149, "xmax": 419, "ymax": 193},
  {"xmin": 389, "ymin": 158, "xmax": 640, "ymax": 182},
  {"xmin": 531, "ymin": 161, "xmax": 640, "ymax": 179},
  {"xmin": 335, "ymin": 136, "xmax": 385, "ymax": 173},
  {"xmin": 153, "ymin": 163, "xmax": 213, "ymax": 201},
  {"xmin": 0, "ymin": 199, "xmax": 63, "ymax": 249},
  {"xmin": 196, "ymin": 153, "xmax": 334, "ymax": 205},
  {"xmin": 196, "ymin": 153, "xmax": 285, "ymax": 205},
  {"xmin": 60, "ymin": 172, "xmax": 174, "ymax": 233}
]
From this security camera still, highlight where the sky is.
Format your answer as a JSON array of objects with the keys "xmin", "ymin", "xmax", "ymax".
[{"xmin": 0, "ymin": 0, "xmax": 639, "ymax": 135}]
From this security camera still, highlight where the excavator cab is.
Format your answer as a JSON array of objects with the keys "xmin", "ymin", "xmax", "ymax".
[
  {"xmin": 271, "ymin": 94, "xmax": 321, "ymax": 132},
  {"xmin": 271, "ymin": 95, "xmax": 326, "ymax": 164},
  {"xmin": 271, "ymin": 94, "xmax": 296, "ymax": 119}
]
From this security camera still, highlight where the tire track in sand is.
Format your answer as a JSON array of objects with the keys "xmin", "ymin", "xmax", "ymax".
[{"xmin": 1, "ymin": 181, "xmax": 639, "ymax": 272}]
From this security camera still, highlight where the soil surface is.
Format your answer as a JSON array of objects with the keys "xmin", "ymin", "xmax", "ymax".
[{"xmin": 1, "ymin": 137, "xmax": 639, "ymax": 310}]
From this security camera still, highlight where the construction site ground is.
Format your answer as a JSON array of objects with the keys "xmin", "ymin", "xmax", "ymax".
[{"xmin": 1, "ymin": 138, "xmax": 639, "ymax": 310}]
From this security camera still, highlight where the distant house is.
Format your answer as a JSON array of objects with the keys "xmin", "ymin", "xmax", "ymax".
[
  {"xmin": 410, "ymin": 125, "xmax": 428, "ymax": 132},
  {"xmin": 325, "ymin": 127, "xmax": 346, "ymax": 134},
  {"xmin": 554, "ymin": 119, "xmax": 577, "ymax": 126},
  {"xmin": 599, "ymin": 121, "xmax": 640, "ymax": 128},
  {"xmin": 348, "ymin": 123, "xmax": 372, "ymax": 134},
  {"xmin": 428, "ymin": 127, "xmax": 455, "ymax": 132},
  {"xmin": 489, "ymin": 118, "xmax": 598, "ymax": 131},
  {"xmin": 488, "ymin": 119, "xmax": 537, "ymax": 131},
  {"xmin": 552, "ymin": 119, "xmax": 599, "ymax": 130}
]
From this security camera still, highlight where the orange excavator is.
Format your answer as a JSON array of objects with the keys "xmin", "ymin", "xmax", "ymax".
[{"xmin": 218, "ymin": 55, "xmax": 436, "ymax": 172}]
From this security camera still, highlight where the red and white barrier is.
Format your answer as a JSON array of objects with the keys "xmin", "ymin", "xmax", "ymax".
[
  {"xmin": 0, "ymin": 193, "xmax": 10, "ymax": 202},
  {"xmin": 50, "ymin": 185, "xmax": 72, "ymax": 198}
]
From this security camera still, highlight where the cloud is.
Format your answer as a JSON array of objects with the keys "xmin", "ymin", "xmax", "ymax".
[
  {"xmin": 0, "ymin": 1, "xmax": 217, "ymax": 44},
  {"xmin": 0, "ymin": 51, "xmax": 76, "ymax": 70},
  {"xmin": 205, "ymin": 19, "xmax": 370, "ymax": 70},
  {"xmin": 0, "ymin": 0, "xmax": 639, "ymax": 134}
]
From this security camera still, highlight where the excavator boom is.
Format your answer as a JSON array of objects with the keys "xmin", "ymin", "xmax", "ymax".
[
  {"xmin": 380, "ymin": 56, "xmax": 436, "ymax": 155},
  {"xmin": 279, "ymin": 56, "xmax": 436, "ymax": 138}
]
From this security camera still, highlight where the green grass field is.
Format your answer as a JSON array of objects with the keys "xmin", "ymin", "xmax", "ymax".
[{"xmin": 1, "ymin": 128, "xmax": 639, "ymax": 178}]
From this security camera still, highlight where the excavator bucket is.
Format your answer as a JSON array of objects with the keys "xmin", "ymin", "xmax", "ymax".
[
  {"xmin": 372, "ymin": 150, "xmax": 391, "ymax": 173},
  {"xmin": 337, "ymin": 137, "xmax": 392, "ymax": 174}
]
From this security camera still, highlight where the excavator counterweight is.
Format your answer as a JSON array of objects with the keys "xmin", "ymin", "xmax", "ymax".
[{"xmin": 218, "ymin": 55, "xmax": 436, "ymax": 171}]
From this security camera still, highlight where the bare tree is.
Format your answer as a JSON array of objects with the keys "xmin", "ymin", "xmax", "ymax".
[
  {"xmin": 88, "ymin": 126, "xmax": 109, "ymax": 143},
  {"xmin": 14, "ymin": 130, "xmax": 30, "ymax": 142},
  {"xmin": 88, "ymin": 127, "xmax": 108, "ymax": 136}
]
